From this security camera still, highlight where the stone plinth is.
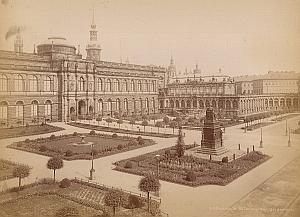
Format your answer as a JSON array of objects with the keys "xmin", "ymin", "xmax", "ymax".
[{"xmin": 198, "ymin": 108, "xmax": 228, "ymax": 155}]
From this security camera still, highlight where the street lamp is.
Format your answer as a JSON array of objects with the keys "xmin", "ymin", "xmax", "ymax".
[
  {"xmin": 288, "ymin": 128, "xmax": 291, "ymax": 147},
  {"xmin": 285, "ymin": 119, "xmax": 288, "ymax": 136},
  {"xmin": 89, "ymin": 143, "xmax": 95, "ymax": 180},
  {"xmin": 154, "ymin": 154, "xmax": 161, "ymax": 177},
  {"xmin": 259, "ymin": 127, "xmax": 263, "ymax": 148}
]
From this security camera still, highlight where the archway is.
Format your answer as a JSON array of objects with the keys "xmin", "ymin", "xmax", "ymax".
[{"xmin": 78, "ymin": 100, "xmax": 86, "ymax": 115}]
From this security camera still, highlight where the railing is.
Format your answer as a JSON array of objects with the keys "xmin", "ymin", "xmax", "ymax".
[{"xmin": 74, "ymin": 177, "xmax": 161, "ymax": 204}]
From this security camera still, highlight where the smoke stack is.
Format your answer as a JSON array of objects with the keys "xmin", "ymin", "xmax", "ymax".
[{"xmin": 14, "ymin": 28, "xmax": 23, "ymax": 53}]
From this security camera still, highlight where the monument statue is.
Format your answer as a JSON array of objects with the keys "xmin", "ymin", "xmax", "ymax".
[{"xmin": 198, "ymin": 108, "xmax": 228, "ymax": 155}]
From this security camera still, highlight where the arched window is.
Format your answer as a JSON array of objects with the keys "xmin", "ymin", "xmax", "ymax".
[
  {"xmin": 124, "ymin": 98, "xmax": 128, "ymax": 111},
  {"xmin": 114, "ymin": 79, "xmax": 120, "ymax": 92},
  {"xmin": 44, "ymin": 76, "xmax": 52, "ymax": 92},
  {"xmin": 45, "ymin": 100, "xmax": 52, "ymax": 117},
  {"xmin": 140, "ymin": 98, "xmax": 143, "ymax": 109},
  {"xmin": 106, "ymin": 79, "xmax": 112, "ymax": 92},
  {"xmin": 152, "ymin": 81, "xmax": 155, "ymax": 92},
  {"xmin": 29, "ymin": 75, "xmax": 38, "ymax": 91},
  {"xmin": 31, "ymin": 100, "xmax": 38, "ymax": 117},
  {"xmin": 145, "ymin": 98, "xmax": 149, "ymax": 109},
  {"xmin": 123, "ymin": 80, "xmax": 128, "ymax": 92},
  {"xmin": 145, "ymin": 81, "xmax": 149, "ymax": 92},
  {"xmin": 131, "ymin": 80, "xmax": 135, "ymax": 92},
  {"xmin": 0, "ymin": 101, "xmax": 8, "ymax": 120},
  {"xmin": 137, "ymin": 80, "xmax": 142, "ymax": 92},
  {"xmin": 133, "ymin": 98, "xmax": 136, "ymax": 111},
  {"xmin": 79, "ymin": 77, "xmax": 85, "ymax": 91},
  {"xmin": 0, "ymin": 74, "xmax": 8, "ymax": 92},
  {"xmin": 107, "ymin": 99, "xmax": 112, "ymax": 112},
  {"xmin": 116, "ymin": 98, "xmax": 120, "ymax": 110},
  {"xmin": 97, "ymin": 99, "xmax": 103, "ymax": 114},
  {"xmin": 15, "ymin": 74, "xmax": 24, "ymax": 91},
  {"xmin": 97, "ymin": 78, "xmax": 103, "ymax": 91},
  {"xmin": 16, "ymin": 101, "xmax": 24, "ymax": 118}
]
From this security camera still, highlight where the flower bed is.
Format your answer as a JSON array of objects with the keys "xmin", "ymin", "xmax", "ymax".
[
  {"xmin": 8, "ymin": 133, "xmax": 155, "ymax": 161},
  {"xmin": 0, "ymin": 124, "xmax": 64, "ymax": 139},
  {"xmin": 68, "ymin": 122, "xmax": 177, "ymax": 138},
  {"xmin": 114, "ymin": 148, "xmax": 271, "ymax": 187}
]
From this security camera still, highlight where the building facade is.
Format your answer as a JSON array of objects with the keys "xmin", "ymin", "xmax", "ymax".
[
  {"xmin": 159, "ymin": 71, "xmax": 300, "ymax": 119},
  {"xmin": 0, "ymin": 18, "xmax": 166, "ymax": 127}
]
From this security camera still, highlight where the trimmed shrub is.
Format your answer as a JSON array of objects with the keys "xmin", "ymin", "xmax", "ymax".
[
  {"xmin": 112, "ymin": 133, "xmax": 118, "ymax": 138},
  {"xmin": 137, "ymin": 137, "xmax": 145, "ymax": 146},
  {"xmin": 39, "ymin": 145, "xmax": 47, "ymax": 152},
  {"xmin": 222, "ymin": 156, "xmax": 229, "ymax": 163},
  {"xmin": 128, "ymin": 139, "xmax": 138, "ymax": 146},
  {"xmin": 25, "ymin": 138, "xmax": 30, "ymax": 143},
  {"xmin": 127, "ymin": 195, "xmax": 144, "ymax": 209},
  {"xmin": 59, "ymin": 178, "xmax": 71, "ymax": 188},
  {"xmin": 65, "ymin": 150, "xmax": 74, "ymax": 157},
  {"xmin": 73, "ymin": 132, "xmax": 78, "ymax": 136},
  {"xmin": 124, "ymin": 161, "xmax": 133, "ymax": 168},
  {"xmin": 50, "ymin": 134, "xmax": 56, "ymax": 140},
  {"xmin": 55, "ymin": 206, "xmax": 79, "ymax": 217},
  {"xmin": 185, "ymin": 171, "xmax": 197, "ymax": 182},
  {"xmin": 25, "ymin": 123, "xmax": 29, "ymax": 127},
  {"xmin": 90, "ymin": 130, "xmax": 96, "ymax": 135},
  {"xmin": 117, "ymin": 144, "xmax": 123, "ymax": 150}
]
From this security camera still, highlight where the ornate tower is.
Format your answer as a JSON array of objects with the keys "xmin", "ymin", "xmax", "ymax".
[
  {"xmin": 166, "ymin": 56, "xmax": 176, "ymax": 84},
  {"xmin": 86, "ymin": 8, "xmax": 101, "ymax": 61},
  {"xmin": 14, "ymin": 28, "xmax": 23, "ymax": 53}
]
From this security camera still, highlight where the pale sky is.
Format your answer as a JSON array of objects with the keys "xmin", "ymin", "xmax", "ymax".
[{"xmin": 0, "ymin": 0, "xmax": 299, "ymax": 76}]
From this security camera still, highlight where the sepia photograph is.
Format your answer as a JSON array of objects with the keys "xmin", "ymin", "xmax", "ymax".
[{"xmin": 0, "ymin": 0, "xmax": 299, "ymax": 216}]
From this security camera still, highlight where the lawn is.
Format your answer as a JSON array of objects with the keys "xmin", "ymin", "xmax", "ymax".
[
  {"xmin": 9, "ymin": 132, "xmax": 155, "ymax": 160},
  {"xmin": 0, "ymin": 124, "xmax": 64, "ymax": 139},
  {"xmin": 114, "ymin": 147, "xmax": 271, "ymax": 187},
  {"xmin": 0, "ymin": 194, "xmax": 101, "ymax": 217},
  {"xmin": 0, "ymin": 179, "xmax": 163, "ymax": 217},
  {"xmin": 0, "ymin": 159, "xmax": 20, "ymax": 181},
  {"xmin": 68, "ymin": 122, "xmax": 177, "ymax": 138}
]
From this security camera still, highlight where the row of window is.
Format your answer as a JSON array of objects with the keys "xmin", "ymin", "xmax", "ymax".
[
  {"xmin": 0, "ymin": 100, "xmax": 53, "ymax": 120},
  {"xmin": 0, "ymin": 74, "xmax": 53, "ymax": 92},
  {"xmin": 73, "ymin": 77, "xmax": 157, "ymax": 92}
]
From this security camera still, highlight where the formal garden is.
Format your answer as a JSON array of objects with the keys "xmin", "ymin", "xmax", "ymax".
[
  {"xmin": 68, "ymin": 121, "xmax": 177, "ymax": 138},
  {"xmin": 8, "ymin": 131, "xmax": 155, "ymax": 160},
  {"xmin": 0, "ymin": 123, "xmax": 64, "ymax": 139},
  {"xmin": 0, "ymin": 175, "xmax": 162, "ymax": 217},
  {"xmin": 114, "ymin": 129, "xmax": 271, "ymax": 187}
]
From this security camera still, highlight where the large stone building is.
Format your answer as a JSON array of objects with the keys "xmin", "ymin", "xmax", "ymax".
[
  {"xmin": 0, "ymin": 17, "xmax": 166, "ymax": 127},
  {"xmin": 160, "ymin": 61, "xmax": 300, "ymax": 118}
]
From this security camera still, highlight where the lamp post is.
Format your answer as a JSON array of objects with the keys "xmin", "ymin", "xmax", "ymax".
[
  {"xmin": 89, "ymin": 143, "xmax": 95, "ymax": 180},
  {"xmin": 259, "ymin": 127, "xmax": 263, "ymax": 148},
  {"xmin": 285, "ymin": 119, "xmax": 288, "ymax": 136},
  {"xmin": 154, "ymin": 154, "xmax": 160, "ymax": 178},
  {"xmin": 288, "ymin": 128, "xmax": 291, "ymax": 147}
]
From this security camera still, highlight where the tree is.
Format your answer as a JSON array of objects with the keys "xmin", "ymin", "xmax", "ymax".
[
  {"xmin": 139, "ymin": 174, "xmax": 160, "ymax": 212},
  {"xmin": 169, "ymin": 121, "xmax": 178, "ymax": 134},
  {"xmin": 155, "ymin": 121, "xmax": 163, "ymax": 133},
  {"xmin": 104, "ymin": 189, "xmax": 126, "ymax": 215},
  {"xmin": 129, "ymin": 118, "xmax": 136, "ymax": 130},
  {"xmin": 47, "ymin": 156, "xmax": 63, "ymax": 182},
  {"xmin": 106, "ymin": 117, "xmax": 113, "ymax": 127},
  {"xmin": 12, "ymin": 165, "xmax": 30, "ymax": 189},
  {"xmin": 142, "ymin": 120, "xmax": 148, "ymax": 132},
  {"xmin": 163, "ymin": 116, "xmax": 170, "ymax": 125},
  {"xmin": 176, "ymin": 128, "xmax": 185, "ymax": 158},
  {"xmin": 96, "ymin": 116, "xmax": 102, "ymax": 125},
  {"xmin": 117, "ymin": 118, "xmax": 123, "ymax": 129}
]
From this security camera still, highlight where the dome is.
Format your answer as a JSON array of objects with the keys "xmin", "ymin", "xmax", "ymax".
[{"xmin": 37, "ymin": 36, "xmax": 76, "ymax": 56}]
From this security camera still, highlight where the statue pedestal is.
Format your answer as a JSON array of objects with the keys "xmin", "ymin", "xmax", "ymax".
[{"xmin": 198, "ymin": 108, "xmax": 228, "ymax": 156}]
